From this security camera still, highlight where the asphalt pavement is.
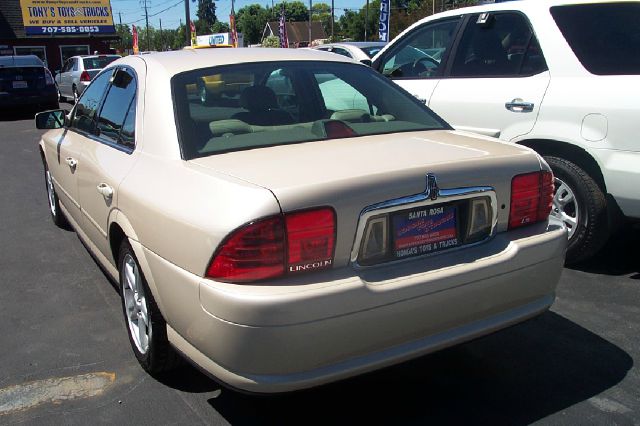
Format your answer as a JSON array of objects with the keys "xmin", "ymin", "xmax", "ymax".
[{"xmin": 1, "ymin": 108, "xmax": 638, "ymax": 425}]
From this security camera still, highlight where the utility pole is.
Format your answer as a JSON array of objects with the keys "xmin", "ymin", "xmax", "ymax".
[
  {"xmin": 159, "ymin": 18, "xmax": 163, "ymax": 51},
  {"xmin": 364, "ymin": 0, "xmax": 369, "ymax": 41},
  {"xmin": 184, "ymin": 0, "xmax": 190, "ymax": 46},
  {"xmin": 331, "ymin": 0, "xmax": 334, "ymax": 39},
  {"xmin": 143, "ymin": 0, "xmax": 150, "ymax": 51},
  {"xmin": 308, "ymin": 0, "xmax": 312, "ymax": 46},
  {"xmin": 118, "ymin": 12, "xmax": 122, "ymax": 24}
]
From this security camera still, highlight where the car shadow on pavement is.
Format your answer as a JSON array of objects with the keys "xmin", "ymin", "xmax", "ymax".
[
  {"xmin": 206, "ymin": 311, "xmax": 632, "ymax": 425},
  {"xmin": 569, "ymin": 224, "xmax": 640, "ymax": 278}
]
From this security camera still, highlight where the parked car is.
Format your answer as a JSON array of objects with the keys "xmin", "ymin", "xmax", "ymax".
[
  {"xmin": 36, "ymin": 48, "xmax": 565, "ymax": 393},
  {"xmin": 0, "ymin": 55, "xmax": 58, "ymax": 111},
  {"xmin": 55, "ymin": 54, "xmax": 120, "ymax": 103},
  {"xmin": 372, "ymin": 0, "xmax": 640, "ymax": 263},
  {"xmin": 313, "ymin": 41, "xmax": 387, "ymax": 65}
]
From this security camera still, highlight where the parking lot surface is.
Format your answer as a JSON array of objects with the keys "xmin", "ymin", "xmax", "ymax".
[{"xmin": 1, "ymin": 110, "xmax": 638, "ymax": 425}]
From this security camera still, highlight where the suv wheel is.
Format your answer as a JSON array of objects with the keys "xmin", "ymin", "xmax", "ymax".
[{"xmin": 545, "ymin": 156, "xmax": 609, "ymax": 264}]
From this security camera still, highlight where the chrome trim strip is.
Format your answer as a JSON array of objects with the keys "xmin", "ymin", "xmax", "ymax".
[{"xmin": 350, "ymin": 185, "xmax": 497, "ymax": 265}]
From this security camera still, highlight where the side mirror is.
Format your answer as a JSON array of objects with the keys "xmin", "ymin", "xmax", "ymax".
[
  {"xmin": 360, "ymin": 59, "xmax": 373, "ymax": 67},
  {"xmin": 35, "ymin": 110, "xmax": 67, "ymax": 129}
]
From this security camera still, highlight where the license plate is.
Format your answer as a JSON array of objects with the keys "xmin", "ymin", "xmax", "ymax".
[
  {"xmin": 12, "ymin": 81, "xmax": 28, "ymax": 89},
  {"xmin": 392, "ymin": 205, "xmax": 458, "ymax": 259}
]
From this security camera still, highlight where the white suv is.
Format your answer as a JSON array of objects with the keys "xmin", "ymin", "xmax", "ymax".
[{"xmin": 373, "ymin": 0, "xmax": 640, "ymax": 263}]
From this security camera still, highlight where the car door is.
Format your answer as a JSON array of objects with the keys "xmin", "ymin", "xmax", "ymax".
[
  {"xmin": 57, "ymin": 59, "xmax": 70, "ymax": 96},
  {"xmin": 428, "ymin": 12, "xmax": 550, "ymax": 140},
  {"xmin": 77, "ymin": 67, "xmax": 139, "ymax": 261},
  {"xmin": 61, "ymin": 58, "xmax": 75, "ymax": 97},
  {"xmin": 45, "ymin": 70, "xmax": 112, "ymax": 226},
  {"xmin": 375, "ymin": 17, "xmax": 463, "ymax": 105}
]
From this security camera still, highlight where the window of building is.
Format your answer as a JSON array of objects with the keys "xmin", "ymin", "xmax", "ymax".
[
  {"xmin": 60, "ymin": 45, "xmax": 89, "ymax": 65},
  {"xmin": 13, "ymin": 46, "xmax": 47, "ymax": 67}
]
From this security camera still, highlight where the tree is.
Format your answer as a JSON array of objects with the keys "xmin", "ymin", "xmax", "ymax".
[
  {"xmin": 236, "ymin": 4, "xmax": 270, "ymax": 45},
  {"xmin": 115, "ymin": 24, "xmax": 132, "ymax": 54},
  {"xmin": 197, "ymin": 0, "xmax": 218, "ymax": 31},
  {"xmin": 311, "ymin": 2, "xmax": 334, "ymax": 36},
  {"xmin": 211, "ymin": 21, "xmax": 230, "ymax": 34},
  {"xmin": 282, "ymin": 1, "xmax": 309, "ymax": 21}
]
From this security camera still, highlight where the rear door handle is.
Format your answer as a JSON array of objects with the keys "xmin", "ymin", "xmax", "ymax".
[
  {"xmin": 505, "ymin": 98, "xmax": 534, "ymax": 113},
  {"xmin": 65, "ymin": 157, "xmax": 77, "ymax": 168},
  {"xmin": 96, "ymin": 183, "xmax": 113, "ymax": 200}
]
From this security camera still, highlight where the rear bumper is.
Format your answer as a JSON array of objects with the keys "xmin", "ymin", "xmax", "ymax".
[
  {"xmin": 0, "ymin": 90, "xmax": 57, "ymax": 107},
  {"xmin": 138, "ymin": 220, "xmax": 566, "ymax": 393}
]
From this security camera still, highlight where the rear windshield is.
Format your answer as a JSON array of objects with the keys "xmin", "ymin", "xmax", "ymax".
[
  {"xmin": 83, "ymin": 56, "xmax": 119, "ymax": 70},
  {"xmin": 551, "ymin": 3, "xmax": 640, "ymax": 75},
  {"xmin": 0, "ymin": 67, "xmax": 43, "ymax": 79},
  {"xmin": 360, "ymin": 45, "xmax": 385, "ymax": 58},
  {"xmin": 0, "ymin": 56, "xmax": 44, "ymax": 67},
  {"xmin": 172, "ymin": 61, "xmax": 448, "ymax": 159}
]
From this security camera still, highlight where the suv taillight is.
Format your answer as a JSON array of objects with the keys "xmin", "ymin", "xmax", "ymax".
[
  {"xmin": 206, "ymin": 207, "xmax": 336, "ymax": 283},
  {"xmin": 80, "ymin": 70, "xmax": 91, "ymax": 82},
  {"xmin": 44, "ymin": 69, "xmax": 55, "ymax": 86},
  {"xmin": 509, "ymin": 171, "xmax": 554, "ymax": 229}
]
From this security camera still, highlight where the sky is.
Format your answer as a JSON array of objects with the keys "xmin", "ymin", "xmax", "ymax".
[{"xmin": 110, "ymin": 0, "xmax": 370, "ymax": 30}]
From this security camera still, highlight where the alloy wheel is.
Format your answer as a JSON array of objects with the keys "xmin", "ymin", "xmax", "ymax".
[
  {"xmin": 551, "ymin": 177, "xmax": 580, "ymax": 239},
  {"xmin": 122, "ymin": 253, "xmax": 150, "ymax": 354},
  {"xmin": 46, "ymin": 169, "xmax": 56, "ymax": 216}
]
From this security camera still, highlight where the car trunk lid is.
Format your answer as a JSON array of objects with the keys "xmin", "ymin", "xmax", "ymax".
[{"xmin": 190, "ymin": 130, "xmax": 543, "ymax": 266}]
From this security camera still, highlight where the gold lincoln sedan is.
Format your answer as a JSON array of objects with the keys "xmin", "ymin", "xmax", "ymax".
[{"xmin": 36, "ymin": 48, "xmax": 566, "ymax": 393}]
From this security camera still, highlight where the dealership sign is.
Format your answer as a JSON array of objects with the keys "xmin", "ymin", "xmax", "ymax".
[{"xmin": 20, "ymin": 0, "xmax": 115, "ymax": 35}]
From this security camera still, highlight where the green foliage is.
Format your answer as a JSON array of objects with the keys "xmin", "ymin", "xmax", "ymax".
[
  {"xmin": 282, "ymin": 1, "xmax": 309, "ymax": 21},
  {"xmin": 236, "ymin": 4, "xmax": 271, "ymax": 45},
  {"xmin": 196, "ymin": 0, "xmax": 218, "ymax": 29},
  {"xmin": 115, "ymin": 24, "xmax": 132, "ymax": 54},
  {"xmin": 262, "ymin": 35, "xmax": 281, "ymax": 48},
  {"xmin": 211, "ymin": 21, "xmax": 231, "ymax": 33}
]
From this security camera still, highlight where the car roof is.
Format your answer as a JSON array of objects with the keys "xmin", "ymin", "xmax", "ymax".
[
  {"xmin": 122, "ymin": 48, "xmax": 356, "ymax": 76},
  {"xmin": 0, "ymin": 55, "xmax": 44, "ymax": 67},
  {"xmin": 406, "ymin": 0, "xmax": 638, "ymax": 19},
  {"xmin": 336, "ymin": 42, "xmax": 387, "ymax": 47}
]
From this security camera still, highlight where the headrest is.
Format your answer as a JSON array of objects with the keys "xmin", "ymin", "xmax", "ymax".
[
  {"xmin": 240, "ymin": 86, "xmax": 278, "ymax": 112},
  {"xmin": 209, "ymin": 119, "xmax": 253, "ymax": 137},
  {"xmin": 330, "ymin": 109, "xmax": 371, "ymax": 123}
]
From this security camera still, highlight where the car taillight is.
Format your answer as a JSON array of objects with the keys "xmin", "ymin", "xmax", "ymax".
[
  {"xmin": 80, "ymin": 71, "xmax": 91, "ymax": 82},
  {"xmin": 206, "ymin": 207, "xmax": 336, "ymax": 283},
  {"xmin": 509, "ymin": 171, "xmax": 554, "ymax": 229},
  {"xmin": 44, "ymin": 69, "xmax": 55, "ymax": 86}
]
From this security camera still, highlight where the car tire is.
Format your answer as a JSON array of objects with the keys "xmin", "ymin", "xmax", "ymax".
[
  {"xmin": 544, "ymin": 156, "xmax": 609, "ymax": 264},
  {"xmin": 118, "ymin": 240, "xmax": 179, "ymax": 374},
  {"xmin": 44, "ymin": 161, "xmax": 68, "ymax": 228}
]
